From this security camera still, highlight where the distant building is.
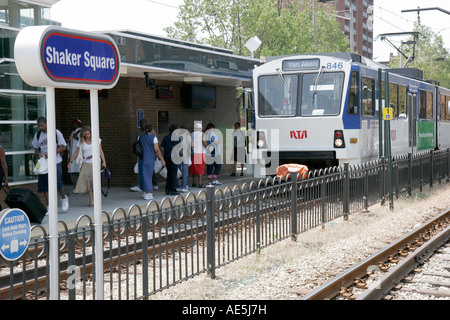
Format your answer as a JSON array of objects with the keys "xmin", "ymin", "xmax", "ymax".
[
  {"xmin": 335, "ymin": 0, "xmax": 374, "ymax": 58},
  {"xmin": 0, "ymin": 0, "xmax": 257, "ymax": 189},
  {"xmin": 0, "ymin": 0, "xmax": 60, "ymax": 189},
  {"xmin": 319, "ymin": 0, "xmax": 374, "ymax": 58}
]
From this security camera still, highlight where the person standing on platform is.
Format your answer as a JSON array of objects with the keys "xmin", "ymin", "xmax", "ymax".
[
  {"xmin": 138, "ymin": 123, "xmax": 165, "ymax": 200},
  {"xmin": 32, "ymin": 116, "xmax": 69, "ymax": 212},
  {"xmin": 231, "ymin": 122, "xmax": 246, "ymax": 176},
  {"xmin": 161, "ymin": 124, "xmax": 180, "ymax": 195},
  {"xmin": 67, "ymin": 119, "xmax": 82, "ymax": 189},
  {"xmin": 189, "ymin": 122, "xmax": 205, "ymax": 188},
  {"xmin": 130, "ymin": 119, "xmax": 159, "ymax": 192},
  {"xmin": 204, "ymin": 122, "xmax": 222, "ymax": 185},
  {"xmin": 175, "ymin": 126, "xmax": 191, "ymax": 193},
  {"xmin": 68, "ymin": 125, "xmax": 107, "ymax": 207}
]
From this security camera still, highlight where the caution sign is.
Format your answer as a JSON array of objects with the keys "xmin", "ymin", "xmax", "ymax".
[
  {"xmin": 0, "ymin": 209, "xmax": 31, "ymax": 262},
  {"xmin": 383, "ymin": 107, "xmax": 394, "ymax": 120}
]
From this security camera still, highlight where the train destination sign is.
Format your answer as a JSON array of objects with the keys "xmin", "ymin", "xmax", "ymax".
[
  {"xmin": 0, "ymin": 209, "xmax": 31, "ymax": 262},
  {"xmin": 14, "ymin": 26, "xmax": 120, "ymax": 89},
  {"xmin": 282, "ymin": 58, "xmax": 320, "ymax": 71}
]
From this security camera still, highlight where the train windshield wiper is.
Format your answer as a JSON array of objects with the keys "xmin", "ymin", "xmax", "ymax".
[
  {"xmin": 312, "ymin": 66, "xmax": 325, "ymax": 105},
  {"xmin": 313, "ymin": 66, "xmax": 325, "ymax": 94},
  {"xmin": 276, "ymin": 68, "xmax": 286, "ymax": 86}
]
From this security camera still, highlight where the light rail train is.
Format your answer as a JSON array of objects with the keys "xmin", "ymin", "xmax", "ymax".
[{"xmin": 246, "ymin": 52, "xmax": 450, "ymax": 176}]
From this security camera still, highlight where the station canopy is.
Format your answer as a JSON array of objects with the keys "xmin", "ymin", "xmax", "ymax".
[{"xmin": 104, "ymin": 30, "xmax": 259, "ymax": 87}]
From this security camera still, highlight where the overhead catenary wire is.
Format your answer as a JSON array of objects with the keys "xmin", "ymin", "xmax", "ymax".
[{"xmin": 145, "ymin": 0, "xmax": 180, "ymax": 9}]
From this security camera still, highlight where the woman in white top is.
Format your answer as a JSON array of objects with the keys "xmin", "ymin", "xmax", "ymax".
[
  {"xmin": 68, "ymin": 125, "xmax": 106, "ymax": 207},
  {"xmin": 231, "ymin": 122, "xmax": 246, "ymax": 176}
]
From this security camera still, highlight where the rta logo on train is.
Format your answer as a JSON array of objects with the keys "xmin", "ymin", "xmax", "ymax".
[{"xmin": 290, "ymin": 130, "xmax": 308, "ymax": 140}]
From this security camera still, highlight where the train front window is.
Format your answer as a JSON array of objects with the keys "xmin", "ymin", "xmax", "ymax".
[
  {"xmin": 300, "ymin": 72, "xmax": 344, "ymax": 116},
  {"xmin": 258, "ymin": 74, "xmax": 298, "ymax": 116}
]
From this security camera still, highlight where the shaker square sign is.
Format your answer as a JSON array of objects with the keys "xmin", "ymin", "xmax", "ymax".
[
  {"xmin": 14, "ymin": 26, "xmax": 120, "ymax": 89},
  {"xmin": 0, "ymin": 209, "xmax": 31, "ymax": 262}
]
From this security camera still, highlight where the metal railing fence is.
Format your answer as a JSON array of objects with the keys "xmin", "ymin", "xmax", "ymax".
[{"xmin": 1, "ymin": 149, "xmax": 449, "ymax": 300}]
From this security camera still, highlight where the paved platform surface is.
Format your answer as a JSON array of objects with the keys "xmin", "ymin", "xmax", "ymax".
[{"xmin": 35, "ymin": 172, "xmax": 256, "ymax": 230}]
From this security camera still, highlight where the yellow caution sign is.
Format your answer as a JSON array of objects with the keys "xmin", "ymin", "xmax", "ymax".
[{"xmin": 383, "ymin": 107, "xmax": 394, "ymax": 120}]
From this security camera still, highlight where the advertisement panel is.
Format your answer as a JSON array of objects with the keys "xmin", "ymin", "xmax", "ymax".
[{"xmin": 417, "ymin": 121, "xmax": 435, "ymax": 150}]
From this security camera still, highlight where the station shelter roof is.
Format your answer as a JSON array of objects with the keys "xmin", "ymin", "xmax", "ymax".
[{"xmin": 102, "ymin": 30, "xmax": 260, "ymax": 88}]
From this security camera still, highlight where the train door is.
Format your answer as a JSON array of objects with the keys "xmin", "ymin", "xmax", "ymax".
[
  {"xmin": 408, "ymin": 92, "xmax": 417, "ymax": 154},
  {"xmin": 244, "ymin": 88, "xmax": 254, "ymax": 175}
]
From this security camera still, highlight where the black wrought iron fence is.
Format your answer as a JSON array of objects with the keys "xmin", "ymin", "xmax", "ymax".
[{"xmin": 1, "ymin": 149, "xmax": 449, "ymax": 300}]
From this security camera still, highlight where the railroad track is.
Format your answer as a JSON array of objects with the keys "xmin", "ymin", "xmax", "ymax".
[
  {"xmin": 301, "ymin": 208, "xmax": 450, "ymax": 300},
  {"xmin": 0, "ymin": 190, "xmax": 296, "ymax": 300}
]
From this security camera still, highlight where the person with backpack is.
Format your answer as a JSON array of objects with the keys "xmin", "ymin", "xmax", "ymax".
[
  {"xmin": 137, "ymin": 123, "xmax": 165, "ymax": 200},
  {"xmin": 32, "ymin": 116, "xmax": 69, "ymax": 212},
  {"xmin": 67, "ymin": 118, "xmax": 82, "ymax": 188}
]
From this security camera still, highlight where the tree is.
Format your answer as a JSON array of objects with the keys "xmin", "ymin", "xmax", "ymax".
[
  {"xmin": 389, "ymin": 22, "xmax": 450, "ymax": 88},
  {"xmin": 165, "ymin": 0, "xmax": 349, "ymax": 58},
  {"xmin": 164, "ymin": 0, "xmax": 249, "ymax": 54}
]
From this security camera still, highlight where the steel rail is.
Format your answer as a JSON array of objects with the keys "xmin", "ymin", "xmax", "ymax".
[
  {"xmin": 301, "ymin": 208, "xmax": 450, "ymax": 300},
  {"xmin": 357, "ymin": 223, "xmax": 450, "ymax": 300},
  {"xmin": 0, "ymin": 190, "xmax": 296, "ymax": 299}
]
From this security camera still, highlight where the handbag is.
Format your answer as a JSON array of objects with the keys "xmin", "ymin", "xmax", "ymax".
[
  {"xmin": 33, "ymin": 157, "xmax": 48, "ymax": 175},
  {"xmin": 158, "ymin": 167, "xmax": 168, "ymax": 178},
  {"xmin": 132, "ymin": 135, "xmax": 144, "ymax": 158},
  {"xmin": 101, "ymin": 166, "xmax": 111, "ymax": 197},
  {"xmin": 154, "ymin": 158, "xmax": 163, "ymax": 174},
  {"xmin": 75, "ymin": 145, "xmax": 83, "ymax": 166},
  {"xmin": 154, "ymin": 159, "xmax": 180, "ymax": 179}
]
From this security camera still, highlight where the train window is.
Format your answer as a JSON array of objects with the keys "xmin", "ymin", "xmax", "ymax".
[
  {"xmin": 398, "ymin": 85, "xmax": 407, "ymax": 118},
  {"xmin": 300, "ymin": 72, "xmax": 344, "ymax": 116},
  {"xmin": 361, "ymin": 77, "xmax": 375, "ymax": 116},
  {"xmin": 419, "ymin": 90, "xmax": 426, "ymax": 118},
  {"xmin": 440, "ymin": 94, "xmax": 446, "ymax": 120},
  {"xmin": 419, "ymin": 90, "xmax": 433, "ymax": 119},
  {"xmin": 258, "ymin": 74, "xmax": 298, "ymax": 116},
  {"xmin": 448, "ymin": 98, "xmax": 450, "ymax": 121},
  {"xmin": 389, "ymin": 83, "xmax": 398, "ymax": 117},
  {"xmin": 347, "ymin": 71, "xmax": 359, "ymax": 115},
  {"xmin": 426, "ymin": 91, "xmax": 433, "ymax": 119},
  {"xmin": 443, "ymin": 95, "xmax": 450, "ymax": 121}
]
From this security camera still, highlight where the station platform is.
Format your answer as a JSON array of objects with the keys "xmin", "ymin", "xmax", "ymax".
[{"xmin": 36, "ymin": 171, "xmax": 256, "ymax": 230}]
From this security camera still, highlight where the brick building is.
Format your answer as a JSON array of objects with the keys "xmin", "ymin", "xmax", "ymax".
[
  {"xmin": 319, "ymin": 0, "xmax": 374, "ymax": 58},
  {"xmin": 0, "ymin": 1, "xmax": 258, "ymax": 195}
]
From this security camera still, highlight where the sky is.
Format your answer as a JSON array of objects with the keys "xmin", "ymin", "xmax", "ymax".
[{"xmin": 49, "ymin": 0, "xmax": 450, "ymax": 62}]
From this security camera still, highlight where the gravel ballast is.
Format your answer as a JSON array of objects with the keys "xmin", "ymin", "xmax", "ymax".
[{"xmin": 150, "ymin": 183, "xmax": 450, "ymax": 300}]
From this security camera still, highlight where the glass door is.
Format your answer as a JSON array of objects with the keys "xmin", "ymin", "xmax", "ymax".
[{"xmin": 408, "ymin": 92, "xmax": 417, "ymax": 153}]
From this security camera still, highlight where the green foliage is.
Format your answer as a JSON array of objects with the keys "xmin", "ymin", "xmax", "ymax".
[
  {"xmin": 389, "ymin": 22, "xmax": 450, "ymax": 88},
  {"xmin": 165, "ymin": 0, "xmax": 349, "ymax": 58}
]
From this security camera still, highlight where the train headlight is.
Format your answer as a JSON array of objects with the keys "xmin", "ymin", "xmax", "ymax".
[
  {"xmin": 334, "ymin": 130, "xmax": 345, "ymax": 148},
  {"xmin": 334, "ymin": 138, "xmax": 344, "ymax": 147},
  {"xmin": 257, "ymin": 131, "xmax": 267, "ymax": 149},
  {"xmin": 257, "ymin": 139, "xmax": 266, "ymax": 148}
]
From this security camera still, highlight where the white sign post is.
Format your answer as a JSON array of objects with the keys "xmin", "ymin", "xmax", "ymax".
[{"xmin": 14, "ymin": 26, "xmax": 120, "ymax": 300}]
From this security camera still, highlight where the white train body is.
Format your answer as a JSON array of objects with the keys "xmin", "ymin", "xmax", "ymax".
[{"xmin": 250, "ymin": 53, "xmax": 450, "ymax": 175}]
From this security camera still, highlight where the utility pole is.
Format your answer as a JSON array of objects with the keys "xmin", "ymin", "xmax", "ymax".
[
  {"xmin": 313, "ymin": 0, "xmax": 337, "ymax": 51},
  {"xmin": 401, "ymin": 7, "xmax": 450, "ymax": 26}
]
